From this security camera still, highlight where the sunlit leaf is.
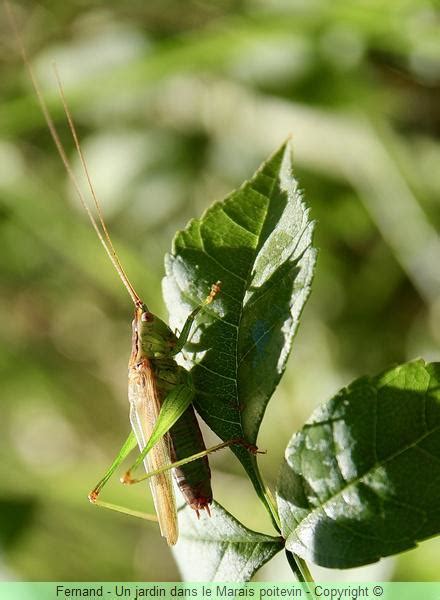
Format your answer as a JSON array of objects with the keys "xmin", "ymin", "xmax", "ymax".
[
  {"xmin": 174, "ymin": 501, "xmax": 283, "ymax": 582},
  {"xmin": 164, "ymin": 142, "xmax": 316, "ymax": 502},
  {"xmin": 277, "ymin": 360, "xmax": 440, "ymax": 568}
]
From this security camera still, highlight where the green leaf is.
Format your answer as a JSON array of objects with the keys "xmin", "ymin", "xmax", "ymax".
[
  {"xmin": 163, "ymin": 142, "xmax": 316, "ymax": 500},
  {"xmin": 276, "ymin": 360, "xmax": 440, "ymax": 568},
  {"xmin": 173, "ymin": 500, "xmax": 283, "ymax": 581}
]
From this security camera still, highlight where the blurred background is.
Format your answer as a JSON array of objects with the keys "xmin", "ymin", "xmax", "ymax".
[{"xmin": 0, "ymin": 0, "xmax": 439, "ymax": 582}]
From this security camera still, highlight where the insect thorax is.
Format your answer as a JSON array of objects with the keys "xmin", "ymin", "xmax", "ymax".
[
  {"xmin": 137, "ymin": 311, "xmax": 192, "ymax": 393},
  {"xmin": 138, "ymin": 311, "xmax": 178, "ymax": 358}
]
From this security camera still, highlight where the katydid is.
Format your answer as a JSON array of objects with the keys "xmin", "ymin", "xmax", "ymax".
[
  {"xmin": 88, "ymin": 280, "xmax": 224, "ymax": 546},
  {"xmin": 5, "ymin": 2, "xmax": 258, "ymax": 546}
]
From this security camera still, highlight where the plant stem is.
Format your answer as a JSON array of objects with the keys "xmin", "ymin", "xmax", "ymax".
[
  {"xmin": 252, "ymin": 459, "xmax": 315, "ymax": 584},
  {"xmin": 256, "ymin": 466, "xmax": 281, "ymax": 531},
  {"xmin": 285, "ymin": 550, "xmax": 315, "ymax": 597},
  {"xmin": 251, "ymin": 456, "xmax": 281, "ymax": 531}
]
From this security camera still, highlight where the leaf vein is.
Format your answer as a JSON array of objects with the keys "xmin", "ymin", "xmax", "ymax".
[
  {"xmin": 196, "ymin": 362, "xmax": 236, "ymax": 382},
  {"xmin": 238, "ymin": 320, "xmax": 278, "ymax": 366},
  {"xmin": 220, "ymin": 207, "xmax": 258, "ymax": 239},
  {"xmin": 199, "ymin": 230, "xmax": 247, "ymax": 283},
  {"xmin": 295, "ymin": 424, "xmax": 440, "ymax": 531},
  {"xmin": 415, "ymin": 445, "xmax": 440, "ymax": 465}
]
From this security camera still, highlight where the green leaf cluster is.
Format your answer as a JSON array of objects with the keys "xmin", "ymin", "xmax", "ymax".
[{"xmin": 164, "ymin": 143, "xmax": 440, "ymax": 581}]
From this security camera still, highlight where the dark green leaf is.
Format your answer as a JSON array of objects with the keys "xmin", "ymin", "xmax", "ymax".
[
  {"xmin": 173, "ymin": 501, "xmax": 283, "ymax": 581},
  {"xmin": 163, "ymin": 142, "xmax": 316, "ymax": 498},
  {"xmin": 276, "ymin": 360, "xmax": 440, "ymax": 568}
]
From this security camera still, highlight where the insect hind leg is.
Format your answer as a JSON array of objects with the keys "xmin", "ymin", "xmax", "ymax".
[
  {"xmin": 122, "ymin": 437, "xmax": 263, "ymax": 486},
  {"xmin": 88, "ymin": 431, "xmax": 158, "ymax": 522},
  {"xmin": 88, "ymin": 431, "xmax": 137, "ymax": 502}
]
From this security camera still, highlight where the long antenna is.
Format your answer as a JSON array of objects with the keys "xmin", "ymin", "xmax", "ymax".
[
  {"xmin": 52, "ymin": 64, "xmax": 143, "ymax": 308},
  {"xmin": 4, "ymin": 1, "xmax": 144, "ymax": 309}
]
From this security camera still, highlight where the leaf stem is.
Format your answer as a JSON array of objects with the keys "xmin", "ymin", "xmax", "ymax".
[
  {"xmin": 285, "ymin": 550, "xmax": 315, "ymax": 596},
  {"xmin": 255, "ymin": 461, "xmax": 281, "ymax": 532},
  {"xmin": 252, "ymin": 459, "xmax": 315, "ymax": 584}
]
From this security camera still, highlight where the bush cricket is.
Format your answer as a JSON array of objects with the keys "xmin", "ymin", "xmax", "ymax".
[{"xmin": 5, "ymin": 2, "xmax": 257, "ymax": 546}]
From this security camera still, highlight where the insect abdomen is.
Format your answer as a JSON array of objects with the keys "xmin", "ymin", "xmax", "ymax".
[{"xmin": 169, "ymin": 405, "xmax": 212, "ymax": 513}]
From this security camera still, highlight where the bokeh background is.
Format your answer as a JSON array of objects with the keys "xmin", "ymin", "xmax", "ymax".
[{"xmin": 1, "ymin": 0, "xmax": 439, "ymax": 582}]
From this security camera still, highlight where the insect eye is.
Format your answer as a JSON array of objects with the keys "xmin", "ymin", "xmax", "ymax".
[{"xmin": 141, "ymin": 312, "xmax": 154, "ymax": 322}]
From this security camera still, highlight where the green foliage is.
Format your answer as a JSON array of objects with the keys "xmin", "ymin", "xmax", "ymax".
[
  {"xmin": 164, "ymin": 142, "xmax": 316, "ymax": 509},
  {"xmin": 163, "ymin": 150, "xmax": 440, "ymax": 582},
  {"xmin": 277, "ymin": 360, "xmax": 440, "ymax": 568},
  {"xmin": 173, "ymin": 501, "xmax": 283, "ymax": 582},
  {"xmin": 1, "ymin": 0, "xmax": 439, "ymax": 583}
]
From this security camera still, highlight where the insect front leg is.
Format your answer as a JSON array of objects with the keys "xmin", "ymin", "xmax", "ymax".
[{"xmin": 170, "ymin": 281, "xmax": 221, "ymax": 355}]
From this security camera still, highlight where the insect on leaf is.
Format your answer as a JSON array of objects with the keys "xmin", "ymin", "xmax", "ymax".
[
  {"xmin": 276, "ymin": 360, "xmax": 440, "ymax": 568},
  {"xmin": 163, "ymin": 141, "xmax": 316, "ymax": 500}
]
